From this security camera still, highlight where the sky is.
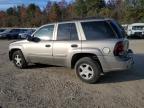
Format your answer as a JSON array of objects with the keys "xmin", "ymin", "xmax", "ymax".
[
  {"xmin": 0, "ymin": 0, "xmax": 72, "ymax": 10},
  {"xmin": 0, "ymin": 0, "xmax": 109, "ymax": 11}
]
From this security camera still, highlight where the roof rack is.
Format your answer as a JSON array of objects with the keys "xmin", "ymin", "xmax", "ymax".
[{"xmin": 58, "ymin": 16, "xmax": 106, "ymax": 22}]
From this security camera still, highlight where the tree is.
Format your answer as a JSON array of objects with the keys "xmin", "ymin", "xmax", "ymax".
[
  {"xmin": 6, "ymin": 7, "xmax": 16, "ymax": 15},
  {"xmin": 58, "ymin": 0, "xmax": 68, "ymax": 20},
  {"xmin": 0, "ymin": 11, "xmax": 6, "ymax": 18},
  {"xmin": 75, "ymin": 0, "xmax": 105, "ymax": 17},
  {"xmin": 66, "ymin": 4, "xmax": 77, "ymax": 19},
  {"xmin": 45, "ymin": 0, "xmax": 53, "ymax": 13},
  {"xmin": 75, "ymin": 0, "xmax": 87, "ymax": 17},
  {"xmin": 27, "ymin": 4, "xmax": 41, "ymax": 18},
  {"xmin": 0, "ymin": 11, "xmax": 6, "ymax": 27},
  {"xmin": 85, "ymin": 0, "xmax": 105, "ymax": 16},
  {"xmin": 48, "ymin": 2, "xmax": 61, "ymax": 22},
  {"xmin": 26, "ymin": 4, "xmax": 42, "ymax": 27},
  {"xmin": 1, "ymin": 0, "xmax": 144, "ymax": 27},
  {"xmin": 99, "ymin": 8, "xmax": 112, "ymax": 18}
]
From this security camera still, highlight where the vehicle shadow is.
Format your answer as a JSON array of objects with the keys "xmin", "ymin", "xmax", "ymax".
[
  {"xmin": 98, "ymin": 54, "xmax": 144, "ymax": 83},
  {"xmin": 26, "ymin": 63, "xmax": 61, "ymax": 69},
  {"xmin": 26, "ymin": 63, "xmax": 53, "ymax": 69}
]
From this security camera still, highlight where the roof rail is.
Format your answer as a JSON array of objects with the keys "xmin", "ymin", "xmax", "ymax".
[{"xmin": 57, "ymin": 16, "xmax": 106, "ymax": 22}]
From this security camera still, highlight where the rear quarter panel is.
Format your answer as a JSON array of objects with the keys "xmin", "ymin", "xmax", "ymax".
[{"xmin": 81, "ymin": 39, "xmax": 122, "ymax": 72}]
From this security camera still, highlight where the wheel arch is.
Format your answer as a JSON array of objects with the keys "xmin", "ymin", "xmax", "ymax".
[
  {"xmin": 9, "ymin": 48, "xmax": 22, "ymax": 61},
  {"xmin": 71, "ymin": 53, "xmax": 103, "ymax": 72}
]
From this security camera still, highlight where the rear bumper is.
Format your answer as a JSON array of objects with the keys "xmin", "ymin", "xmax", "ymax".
[
  {"xmin": 116, "ymin": 55, "xmax": 134, "ymax": 70},
  {"xmin": 99, "ymin": 50, "xmax": 134, "ymax": 72}
]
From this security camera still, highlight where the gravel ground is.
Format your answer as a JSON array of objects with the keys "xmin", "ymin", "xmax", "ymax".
[{"xmin": 0, "ymin": 39, "xmax": 144, "ymax": 108}]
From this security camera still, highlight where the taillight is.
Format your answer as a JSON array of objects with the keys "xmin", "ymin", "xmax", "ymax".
[{"xmin": 114, "ymin": 41, "xmax": 124, "ymax": 56}]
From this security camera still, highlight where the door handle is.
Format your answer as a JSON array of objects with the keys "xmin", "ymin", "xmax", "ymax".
[
  {"xmin": 45, "ymin": 44, "xmax": 51, "ymax": 47},
  {"xmin": 71, "ymin": 44, "xmax": 78, "ymax": 48}
]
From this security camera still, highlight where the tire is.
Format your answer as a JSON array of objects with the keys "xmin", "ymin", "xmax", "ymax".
[
  {"xmin": 12, "ymin": 50, "xmax": 27, "ymax": 69},
  {"xmin": 75, "ymin": 57, "xmax": 101, "ymax": 84}
]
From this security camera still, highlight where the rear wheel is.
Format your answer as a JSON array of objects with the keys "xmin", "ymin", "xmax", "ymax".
[
  {"xmin": 75, "ymin": 57, "xmax": 101, "ymax": 84},
  {"xmin": 12, "ymin": 50, "xmax": 27, "ymax": 68}
]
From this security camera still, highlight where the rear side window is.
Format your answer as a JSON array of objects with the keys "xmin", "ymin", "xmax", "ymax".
[
  {"xmin": 81, "ymin": 21, "xmax": 116, "ymax": 40},
  {"xmin": 57, "ymin": 23, "xmax": 78, "ymax": 40}
]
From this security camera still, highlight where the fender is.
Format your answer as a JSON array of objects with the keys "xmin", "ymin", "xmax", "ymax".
[{"xmin": 9, "ymin": 44, "xmax": 26, "ymax": 61}]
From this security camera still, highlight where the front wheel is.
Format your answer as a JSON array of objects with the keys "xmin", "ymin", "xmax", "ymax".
[
  {"xmin": 75, "ymin": 57, "xmax": 101, "ymax": 84},
  {"xmin": 12, "ymin": 50, "xmax": 27, "ymax": 69}
]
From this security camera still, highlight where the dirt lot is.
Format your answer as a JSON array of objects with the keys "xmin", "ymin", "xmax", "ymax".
[{"xmin": 0, "ymin": 40, "xmax": 144, "ymax": 108}]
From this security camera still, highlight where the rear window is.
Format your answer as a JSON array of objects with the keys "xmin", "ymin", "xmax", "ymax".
[
  {"xmin": 109, "ymin": 20, "xmax": 125, "ymax": 38},
  {"xmin": 81, "ymin": 21, "xmax": 116, "ymax": 40},
  {"xmin": 132, "ymin": 26, "xmax": 144, "ymax": 30}
]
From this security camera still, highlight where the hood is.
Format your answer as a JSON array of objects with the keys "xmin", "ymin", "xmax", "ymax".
[{"xmin": 10, "ymin": 39, "xmax": 28, "ymax": 46}]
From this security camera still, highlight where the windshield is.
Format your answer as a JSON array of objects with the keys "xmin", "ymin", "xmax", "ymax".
[{"xmin": 132, "ymin": 26, "xmax": 144, "ymax": 30}]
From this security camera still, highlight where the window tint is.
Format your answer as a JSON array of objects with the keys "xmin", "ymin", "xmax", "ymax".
[
  {"xmin": 20, "ymin": 29, "xmax": 28, "ymax": 33},
  {"xmin": 10, "ymin": 29, "xmax": 20, "ymax": 33},
  {"xmin": 81, "ymin": 21, "xmax": 116, "ymax": 40},
  {"xmin": 109, "ymin": 20, "xmax": 125, "ymax": 38},
  {"xmin": 34, "ymin": 25, "xmax": 54, "ymax": 40},
  {"xmin": 57, "ymin": 23, "xmax": 78, "ymax": 40},
  {"xmin": 132, "ymin": 26, "xmax": 144, "ymax": 30}
]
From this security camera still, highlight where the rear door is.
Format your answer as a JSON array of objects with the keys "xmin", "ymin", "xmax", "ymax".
[{"xmin": 53, "ymin": 22, "xmax": 81, "ymax": 66}]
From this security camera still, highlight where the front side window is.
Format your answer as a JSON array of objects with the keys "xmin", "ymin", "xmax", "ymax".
[
  {"xmin": 57, "ymin": 23, "xmax": 78, "ymax": 40},
  {"xmin": 81, "ymin": 21, "xmax": 116, "ymax": 40},
  {"xmin": 34, "ymin": 25, "xmax": 54, "ymax": 40}
]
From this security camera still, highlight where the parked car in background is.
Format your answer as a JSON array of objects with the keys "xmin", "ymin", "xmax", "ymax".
[
  {"xmin": 19, "ymin": 28, "xmax": 36, "ymax": 39},
  {"xmin": 0, "ymin": 28, "xmax": 6, "ymax": 33},
  {"xmin": 127, "ymin": 23, "xmax": 144, "ymax": 38},
  {"xmin": 0, "ymin": 29, "xmax": 11, "ymax": 39},
  {"xmin": 0, "ymin": 28, "xmax": 32, "ymax": 39},
  {"xmin": 2, "ymin": 29, "xmax": 21, "ymax": 39}
]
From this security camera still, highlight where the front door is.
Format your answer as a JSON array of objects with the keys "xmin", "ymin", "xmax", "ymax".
[{"xmin": 24, "ymin": 24, "xmax": 55, "ymax": 64}]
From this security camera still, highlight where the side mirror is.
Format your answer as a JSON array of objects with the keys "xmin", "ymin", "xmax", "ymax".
[
  {"xmin": 27, "ymin": 36, "xmax": 40, "ymax": 42},
  {"xmin": 27, "ymin": 35, "xmax": 32, "ymax": 41},
  {"xmin": 26, "ymin": 34, "xmax": 32, "ymax": 40}
]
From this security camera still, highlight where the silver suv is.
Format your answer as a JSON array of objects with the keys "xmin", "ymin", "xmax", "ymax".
[{"xmin": 9, "ymin": 18, "xmax": 134, "ymax": 83}]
